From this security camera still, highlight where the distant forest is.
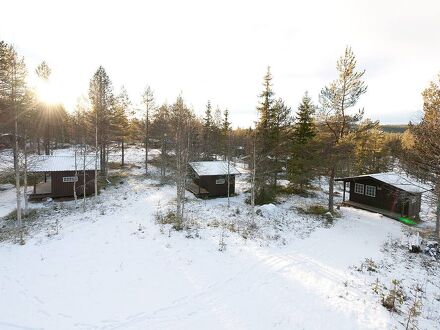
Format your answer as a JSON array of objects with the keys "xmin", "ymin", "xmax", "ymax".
[{"xmin": 380, "ymin": 125, "xmax": 408, "ymax": 133}]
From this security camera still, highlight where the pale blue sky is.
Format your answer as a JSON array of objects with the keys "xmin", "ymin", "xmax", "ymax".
[{"xmin": 1, "ymin": 0, "xmax": 439, "ymax": 127}]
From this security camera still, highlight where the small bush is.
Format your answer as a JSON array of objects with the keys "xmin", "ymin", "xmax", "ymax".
[
  {"xmin": 381, "ymin": 279, "xmax": 406, "ymax": 312},
  {"xmin": 277, "ymin": 185, "xmax": 317, "ymax": 198},
  {"xmin": 245, "ymin": 188, "xmax": 276, "ymax": 205},
  {"xmin": 357, "ymin": 258, "xmax": 379, "ymax": 273},
  {"xmin": 3, "ymin": 208, "xmax": 39, "ymax": 222},
  {"xmin": 297, "ymin": 204, "xmax": 328, "ymax": 215}
]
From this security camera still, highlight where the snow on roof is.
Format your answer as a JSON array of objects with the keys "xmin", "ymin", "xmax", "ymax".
[
  {"xmin": 188, "ymin": 161, "xmax": 241, "ymax": 176},
  {"xmin": 28, "ymin": 155, "xmax": 100, "ymax": 172},
  {"xmin": 336, "ymin": 172, "xmax": 429, "ymax": 194}
]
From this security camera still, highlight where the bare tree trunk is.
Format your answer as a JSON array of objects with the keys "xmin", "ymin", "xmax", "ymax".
[
  {"xmin": 251, "ymin": 135, "xmax": 256, "ymax": 224},
  {"xmin": 181, "ymin": 133, "xmax": 190, "ymax": 221},
  {"xmin": 23, "ymin": 131, "xmax": 28, "ymax": 217},
  {"xmin": 145, "ymin": 110, "xmax": 149, "ymax": 175},
  {"xmin": 73, "ymin": 147, "xmax": 77, "ymax": 204},
  {"xmin": 83, "ymin": 142, "xmax": 87, "ymax": 212},
  {"xmin": 328, "ymin": 166, "xmax": 335, "ymax": 213},
  {"xmin": 121, "ymin": 140, "xmax": 125, "ymax": 167},
  {"xmin": 95, "ymin": 113, "xmax": 98, "ymax": 197},
  {"xmin": 436, "ymin": 200, "xmax": 440, "ymax": 238},
  {"xmin": 227, "ymin": 132, "xmax": 231, "ymax": 208},
  {"xmin": 161, "ymin": 134, "xmax": 166, "ymax": 180},
  {"xmin": 106, "ymin": 144, "xmax": 109, "ymax": 182},
  {"xmin": 14, "ymin": 101, "xmax": 22, "ymax": 238}
]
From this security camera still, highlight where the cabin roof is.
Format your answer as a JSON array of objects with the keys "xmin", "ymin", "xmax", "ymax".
[
  {"xmin": 28, "ymin": 155, "xmax": 100, "ymax": 172},
  {"xmin": 188, "ymin": 161, "xmax": 240, "ymax": 176},
  {"xmin": 336, "ymin": 172, "xmax": 429, "ymax": 194}
]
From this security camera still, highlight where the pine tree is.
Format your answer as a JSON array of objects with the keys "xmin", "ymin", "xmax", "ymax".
[
  {"xmin": 319, "ymin": 46, "xmax": 368, "ymax": 213},
  {"xmin": 113, "ymin": 86, "xmax": 130, "ymax": 166},
  {"xmin": 142, "ymin": 85, "xmax": 155, "ymax": 175},
  {"xmin": 406, "ymin": 73, "xmax": 440, "ymax": 237},
  {"xmin": 88, "ymin": 66, "xmax": 114, "ymax": 179},
  {"xmin": 152, "ymin": 103, "xmax": 171, "ymax": 181}
]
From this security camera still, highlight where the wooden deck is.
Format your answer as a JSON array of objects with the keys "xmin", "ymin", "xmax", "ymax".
[
  {"xmin": 342, "ymin": 201, "xmax": 410, "ymax": 221},
  {"xmin": 186, "ymin": 182, "xmax": 209, "ymax": 198}
]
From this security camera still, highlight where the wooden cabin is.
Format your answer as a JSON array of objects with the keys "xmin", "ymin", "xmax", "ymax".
[
  {"xmin": 28, "ymin": 155, "xmax": 99, "ymax": 200},
  {"xmin": 187, "ymin": 161, "xmax": 240, "ymax": 198},
  {"xmin": 335, "ymin": 172, "xmax": 427, "ymax": 221}
]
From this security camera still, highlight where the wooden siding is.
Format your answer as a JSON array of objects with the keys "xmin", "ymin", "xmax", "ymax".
[
  {"xmin": 344, "ymin": 177, "xmax": 421, "ymax": 219},
  {"xmin": 50, "ymin": 170, "xmax": 96, "ymax": 197},
  {"xmin": 188, "ymin": 166, "xmax": 236, "ymax": 198}
]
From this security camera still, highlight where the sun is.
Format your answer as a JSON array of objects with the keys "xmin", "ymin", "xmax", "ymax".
[{"xmin": 35, "ymin": 80, "xmax": 61, "ymax": 105}]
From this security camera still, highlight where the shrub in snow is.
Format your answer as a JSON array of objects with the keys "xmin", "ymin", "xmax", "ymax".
[
  {"xmin": 405, "ymin": 284, "xmax": 423, "ymax": 330},
  {"xmin": 381, "ymin": 279, "xmax": 406, "ymax": 312},
  {"xmin": 218, "ymin": 231, "xmax": 226, "ymax": 252},
  {"xmin": 358, "ymin": 258, "xmax": 379, "ymax": 273}
]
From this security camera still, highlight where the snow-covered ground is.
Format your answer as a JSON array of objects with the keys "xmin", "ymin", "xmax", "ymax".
[{"xmin": 0, "ymin": 147, "xmax": 439, "ymax": 329}]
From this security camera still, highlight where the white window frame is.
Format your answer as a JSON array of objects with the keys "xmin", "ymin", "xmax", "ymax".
[
  {"xmin": 365, "ymin": 185, "xmax": 376, "ymax": 197},
  {"xmin": 215, "ymin": 178, "xmax": 226, "ymax": 185},
  {"xmin": 354, "ymin": 183, "xmax": 364, "ymax": 194},
  {"xmin": 63, "ymin": 176, "xmax": 78, "ymax": 183}
]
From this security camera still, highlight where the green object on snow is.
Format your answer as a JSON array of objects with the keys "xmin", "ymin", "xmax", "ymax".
[{"xmin": 398, "ymin": 217, "xmax": 417, "ymax": 226}]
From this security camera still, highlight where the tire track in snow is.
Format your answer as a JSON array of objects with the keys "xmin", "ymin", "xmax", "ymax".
[{"xmin": 248, "ymin": 248, "xmax": 390, "ymax": 329}]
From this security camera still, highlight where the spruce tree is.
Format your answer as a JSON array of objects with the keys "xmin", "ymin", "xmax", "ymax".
[
  {"xmin": 294, "ymin": 92, "xmax": 316, "ymax": 143},
  {"xmin": 289, "ymin": 92, "xmax": 316, "ymax": 189},
  {"xmin": 203, "ymin": 100, "xmax": 213, "ymax": 159},
  {"xmin": 254, "ymin": 66, "xmax": 277, "ymax": 203},
  {"xmin": 221, "ymin": 108, "xmax": 231, "ymax": 160}
]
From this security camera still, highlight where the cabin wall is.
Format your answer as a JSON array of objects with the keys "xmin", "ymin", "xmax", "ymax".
[
  {"xmin": 51, "ymin": 171, "xmax": 96, "ymax": 197},
  {"xmin": 199, "ymin": 175, "xmax": 235, "ymax": 197},
  {"xmin": 347, "ymin": 177, "xmax": 421, "ymax": 218}
]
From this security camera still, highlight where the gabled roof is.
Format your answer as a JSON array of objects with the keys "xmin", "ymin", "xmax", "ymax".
[
  {"xmin": 28, "ymin": 155, "xmax": 100, "ymax": 172},
  {"xmin": 336, "ymin": 172, "xmax": 429, "ymax": 194},
  {"xmin": 188, "ymin": 161, "xmax": 240, "ymax": 176}
]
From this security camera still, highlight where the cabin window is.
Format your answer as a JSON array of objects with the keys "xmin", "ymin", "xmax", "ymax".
[
  {"xmin": 365, "ymin": 185, "xmax": 376, "ymax": 197},
  {"xmin": 354, "ymin": 183, "xmax": 364, "ymax": 194},
  {"xmin": 63, "ymin": 176, "xmax": 78, "ymax": 183},
  {"xmin": 215, "ymin": 178, "xmax": 226, "ymax": 185}
]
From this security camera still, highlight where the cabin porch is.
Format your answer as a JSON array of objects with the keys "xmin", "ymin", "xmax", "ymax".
[
  {"xmin": 29, "ymin": 179, "xmax": 52, "ymax": 200},
  {"xmin": 186, "ymin": 181, "xmax": 209, "ymax": 198},
  {"xmin": 342, "ymin": 200, "xmax": 418, "ymax": 225}
]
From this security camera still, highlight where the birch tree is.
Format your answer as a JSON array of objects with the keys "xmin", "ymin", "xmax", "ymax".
[{"xmin": 0, "ymin": 41, "xmax": 27, "ymax": 239}]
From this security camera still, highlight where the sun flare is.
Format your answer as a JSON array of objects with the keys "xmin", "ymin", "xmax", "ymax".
[{"xmin": 36, "ymin": 81, "xmax": 61, "ymax": 105}]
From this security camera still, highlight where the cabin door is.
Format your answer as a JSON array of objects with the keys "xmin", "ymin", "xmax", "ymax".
[{"xmin": 402, "ymin": 201, "xmax": 410, "ymax": 217}]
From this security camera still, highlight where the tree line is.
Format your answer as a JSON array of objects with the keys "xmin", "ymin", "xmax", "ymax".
[{"xmin": 1, "ymin": 40, "xmax": 439, "ymax": 237}]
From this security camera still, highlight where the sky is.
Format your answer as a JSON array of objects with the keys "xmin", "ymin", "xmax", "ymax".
[{"xmin": 1, "ymin": 0, "xmax": 439, "ymax": 127}]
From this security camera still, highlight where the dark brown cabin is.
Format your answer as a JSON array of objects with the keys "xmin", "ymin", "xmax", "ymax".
[
  {"xmin": 335, "ymin": 172, "xmax": 427, "ymax": 220},
  {"xmin": 187, "ymin": 161, "xmax": 240, "ymax": 198},
  {"xmin": 28, "ymin": 155, "xmax": 99, "ymax": 200}
]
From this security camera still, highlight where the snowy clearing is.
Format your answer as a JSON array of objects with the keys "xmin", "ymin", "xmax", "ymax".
[{"xmin": 0, "ymin": 148, "xmax": 439, "ymax": 330}]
